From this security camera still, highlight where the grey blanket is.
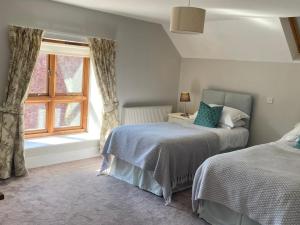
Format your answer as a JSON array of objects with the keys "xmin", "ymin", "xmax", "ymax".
[
  {"xmin": 192, "ymin": 142, "xmax": 300, "ymax": 225},
  {"xmin": 101, "ymin": 122, "xmax": 219, "ymax": 202}
]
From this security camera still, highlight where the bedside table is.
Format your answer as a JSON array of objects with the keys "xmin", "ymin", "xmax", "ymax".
[{"xmin": 168, "ymin": 113, "xmax": 194, "ymax": 125}]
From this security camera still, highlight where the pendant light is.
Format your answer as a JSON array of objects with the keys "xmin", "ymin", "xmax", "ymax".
[{"xmin": 170, "ymin": 0, "xmax": 206, "ymax": 34}]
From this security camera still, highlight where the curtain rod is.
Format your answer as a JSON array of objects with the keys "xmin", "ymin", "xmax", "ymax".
[
  {"xmin": 43, "ymin": 30, "xmax": 89, "ymax": 45},
  {"xmin": 42, "ymin": 38, "xmax": 89, "ymax": 47}
]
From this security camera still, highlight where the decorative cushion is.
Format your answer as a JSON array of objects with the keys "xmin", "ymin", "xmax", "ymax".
[
  {"xmin": 194, "ymin": 102, "xmax": 223, "ymax": 128},
  {"xmin": 295, "ymin": 137, "xmax": 300, "ymax": 149}
]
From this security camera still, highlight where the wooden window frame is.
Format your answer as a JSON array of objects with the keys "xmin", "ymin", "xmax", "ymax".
[
  {"xmin": 25, "ymin": 52, "xmax": 90, "ymax": 138},
  {"xmin": 289, "ymin": 17, "xmax": 300, "ymax": 53}
]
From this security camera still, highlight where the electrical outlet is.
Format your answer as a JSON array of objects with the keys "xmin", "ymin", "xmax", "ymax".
[{"xmin": 266, "ymin": 97, "xmax": 273, "ymax": 104}]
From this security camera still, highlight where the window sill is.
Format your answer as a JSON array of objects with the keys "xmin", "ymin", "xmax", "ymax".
[
  {"xmin": 24, "ymin": 132, "xmax": 100, "ymax": 168},
  {"xmin": 25, "ymin": 132, "xmax": 99, "ymax": 150}
]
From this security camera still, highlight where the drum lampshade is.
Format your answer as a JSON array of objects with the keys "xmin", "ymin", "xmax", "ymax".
[{"xmin": 170, "ymin": 7, "xmax": 206, "ymax": 34}]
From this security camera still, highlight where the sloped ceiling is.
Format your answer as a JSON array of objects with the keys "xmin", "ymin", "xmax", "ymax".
[
  {"xmin": 53, "ymin": 0, "xmax": 300, "ymax": 62},
  {"xmin": 164, "ymin": 18, "xmax": 292, "ymax": 62}
]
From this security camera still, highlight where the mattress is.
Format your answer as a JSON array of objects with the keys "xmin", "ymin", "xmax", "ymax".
[{"xmin": 106, "ymin": 125, "xmax": 249, "ymax": 197}]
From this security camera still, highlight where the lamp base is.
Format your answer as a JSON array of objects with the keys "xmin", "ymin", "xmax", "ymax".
[{"xmin": 180, "ymin": 113, "xmax": 189, "ymax": 117}]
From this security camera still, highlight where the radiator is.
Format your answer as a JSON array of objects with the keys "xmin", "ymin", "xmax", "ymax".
[{"xmin": 122, "ymin": 105, "xmax": 172, "ymax": 125}]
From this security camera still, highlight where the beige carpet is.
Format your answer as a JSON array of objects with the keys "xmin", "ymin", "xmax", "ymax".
[{"xmin": 0, "ymin": 157, "xmax": 208, "ymax": 225}]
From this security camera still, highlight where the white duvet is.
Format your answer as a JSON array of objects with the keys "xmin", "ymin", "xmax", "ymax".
[{"xmin": 181, "ymin": 123, "xmax": 249, "ymax": 151}]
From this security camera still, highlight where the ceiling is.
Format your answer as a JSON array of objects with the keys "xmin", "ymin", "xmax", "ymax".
[
  {"xmin": 53, "ymin": 0, "xmax": 300, "ymax": 62},
  {"xmin": 53, "ymin": 0, "xmax": 300, "ymax": 24}
]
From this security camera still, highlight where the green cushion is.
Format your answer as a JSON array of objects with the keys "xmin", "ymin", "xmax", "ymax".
[
  {"xmin": 295, "ymin": 138, "xmax": 300, "ymax": 149},
  {"xmin": 194, "ymin": 101, "xmax": 223, "ymax": 128}
]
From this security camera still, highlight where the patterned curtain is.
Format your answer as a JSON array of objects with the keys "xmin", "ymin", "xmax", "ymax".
[
  {"xmin": 88, "ymin": 38, "xmax": 119, "ymax": 150},
  {"xmin": 0, "ymin": 26, "xmax": 43, "ymax": 179}
]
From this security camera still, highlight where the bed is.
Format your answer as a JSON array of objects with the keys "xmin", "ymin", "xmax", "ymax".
[
  {"xmin": 192, "ymin": 140, "xmax": 300, "ymax": 225},
  {"xmin": 100, "ymin": 89, "xmax": 253, "ymax": 203}
]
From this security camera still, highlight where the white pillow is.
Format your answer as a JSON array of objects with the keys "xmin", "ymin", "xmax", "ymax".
[
  {"xmin": 219, "ymin": 120, "xmax": 246, "ymax": 129},
  {"xmin": 280, "ymin": 123, "xmax": 300, "ymax": 142},
  {"xmin": 189, "ymin": 111, "xmax": 198, "ymax": 120},
  {"xmin": 210, "ymin": 104, "xmax": 249, "ymax": 128}
]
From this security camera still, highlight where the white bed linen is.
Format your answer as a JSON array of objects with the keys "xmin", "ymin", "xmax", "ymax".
[
  {"xmin": 180, "ymin": 123, "xmax": 249, "ymax": 151},
  {"xmin": 211, "ymin": 127, "xmax": 249, "ymax": 151}
]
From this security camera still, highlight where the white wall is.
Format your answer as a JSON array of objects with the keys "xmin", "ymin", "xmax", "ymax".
[
  {"xmin": 0, "ymin": 0, "xmax": 181, "ymax": 111},
  {"xmin": 179, "ymin": 58, "xmax": 300, "ymax": 145}
]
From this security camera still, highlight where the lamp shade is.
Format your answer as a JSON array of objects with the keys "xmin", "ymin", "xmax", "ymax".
[
  {"xmin": 170, "ymin": 7, "xmax": 206, "ymax": 34},
  {"xmin": 180, "ymin": 92, "xmax": 191, "ymax": 102}
]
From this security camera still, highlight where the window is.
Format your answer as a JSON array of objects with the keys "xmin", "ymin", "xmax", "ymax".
[{"xmin": 25, "ymin": 40, "xmax": 90, "ymax": 138}]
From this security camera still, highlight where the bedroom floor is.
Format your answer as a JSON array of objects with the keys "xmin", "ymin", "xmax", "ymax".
[{"xmin": 0, "ymin": 157, "xmax": 208, "ymax": 225}]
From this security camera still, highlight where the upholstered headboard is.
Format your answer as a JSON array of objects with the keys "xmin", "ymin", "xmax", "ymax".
[{"xmin": 202, "ymin": 89, "xmax": 253, "ymax": 129}]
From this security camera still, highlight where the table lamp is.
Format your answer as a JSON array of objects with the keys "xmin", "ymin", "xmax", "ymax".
[{"xmin": 180, "ymin": 92, "xmax": 191, "ymax": 117}]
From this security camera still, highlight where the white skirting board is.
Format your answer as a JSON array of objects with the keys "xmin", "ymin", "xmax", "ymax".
[{"xmin": 25, "ymin": 135, "xmax": 100, "ymax": 169}]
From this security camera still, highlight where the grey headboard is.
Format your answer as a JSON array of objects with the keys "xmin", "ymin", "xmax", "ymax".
[{"xmin": 202, "ymin": 89, "xmax": 253, "ymax": 129}]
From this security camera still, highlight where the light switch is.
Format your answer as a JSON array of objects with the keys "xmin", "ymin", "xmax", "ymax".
[{"xmin": 266, "ymin": 97, "xmax": 273, "ymax": 104}]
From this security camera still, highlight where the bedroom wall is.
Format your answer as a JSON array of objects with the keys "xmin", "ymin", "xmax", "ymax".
[
  {"xmin": 0, "ymin": 0, "xmax": 181, "ymax": 112},
  {"xmin": 179, "ymin": 58, "xmax": 300, "ymax": 145}
]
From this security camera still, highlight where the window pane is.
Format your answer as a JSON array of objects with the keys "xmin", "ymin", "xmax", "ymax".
[
  {"xmin": 55, "ymin": 102, "xmax": 81, "ymax": 128},
  {"xmin": 24, "ymin": 104, "xmax": 47, "ymax": 131},
  {"xmin": 56, "ymin": 55, "xmax": 83, "ymax": 94},
  {"xmin": 28, "ymin": 53, "xmax": 48, "ymax": 95}
]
